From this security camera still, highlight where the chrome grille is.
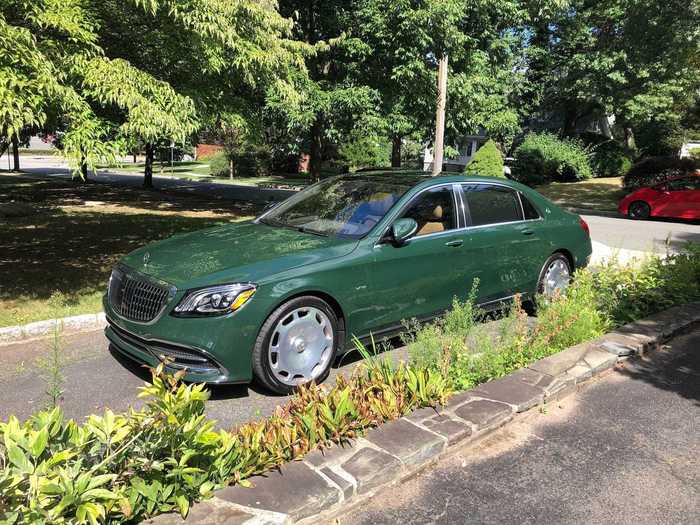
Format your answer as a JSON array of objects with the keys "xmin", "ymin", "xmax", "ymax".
[{"xmin": 108, "ymin": 267, "xmax": 170, "ymax": 322}]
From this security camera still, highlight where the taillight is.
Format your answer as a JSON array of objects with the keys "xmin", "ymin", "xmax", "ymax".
[{"xmin": 579, "ymin": 217, "xmax": 590, "ymax": 237}]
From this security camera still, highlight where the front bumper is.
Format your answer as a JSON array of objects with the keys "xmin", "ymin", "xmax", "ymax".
[{"xmin": 103, "ymin": 294, "xmax": 259, "ymax": 384}]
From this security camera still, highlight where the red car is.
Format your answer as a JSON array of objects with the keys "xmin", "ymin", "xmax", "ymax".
[{"xmin": 618, "ymin": 172, "xmax": 700, "ymax": 220}]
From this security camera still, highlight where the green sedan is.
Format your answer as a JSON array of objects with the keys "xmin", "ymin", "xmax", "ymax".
[{"xmin": 104, "ymin": 172, "xmax": 592, "ymax": 394}]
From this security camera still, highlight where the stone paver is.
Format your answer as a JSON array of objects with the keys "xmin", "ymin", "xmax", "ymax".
[
  {"xmin": 420, "ymin": 417, "xmax": 472, "ymax": 445},
  {"xmin": 364, "ymin": 418, "xmax": 445, "ymax": 467},
  {"xmin": 472, "ymin": 375, "xmax": 544, "ymax": 412},
  {"xmin": 340, "ymin": 447, "xmax": 402, "ymax": 494},
  {"xmin": 452, "ymin": 399, "xmax": 513, "ymax": 430},
  {"xmin": 217, "ymin": 461, "xmax": 340, "ymax": 520}
]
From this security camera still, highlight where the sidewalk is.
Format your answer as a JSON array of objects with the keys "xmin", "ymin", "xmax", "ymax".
[{"xmin": 344, "ymin": 327, "xmax": 700, "ymax": 525}]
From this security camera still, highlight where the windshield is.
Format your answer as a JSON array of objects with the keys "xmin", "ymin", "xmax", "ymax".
[{"xmin": 259, "ymin": 175, "xmax": 415, "ymax": 238}]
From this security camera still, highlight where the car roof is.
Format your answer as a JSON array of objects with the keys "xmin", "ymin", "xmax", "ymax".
[{"xmin": 339, "ymin": 170, "xmax": 523, "ymax": 190}]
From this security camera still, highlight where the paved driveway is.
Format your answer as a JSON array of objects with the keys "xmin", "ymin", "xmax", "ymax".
[
  {"xmin": 345, "ymin": 327, "xmax": 700, "ymax": 525},
  {"xmin": 0, "ymin": 328, "xmax": 407, "ymax": 428}
]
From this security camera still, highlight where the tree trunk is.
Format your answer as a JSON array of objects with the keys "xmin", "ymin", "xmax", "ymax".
[
  {"xmin": 229, "ymin": 157, "xmax": 234, "ymax": 180},
  {"xmin": 78, "ymin": 153, "xmax": 89, "ymax": 182},
  {"xmin": 144, "ymin": 142, "xmax": 154, "ymax": 188},
  {"xmin": 309, "ymin": 118, "xmax": 323, "ymax": 182},
  {"xmin": 11, "ymin": 135, "xmax": 20, "ymax": 171},
  {"xmin": 562, "ymin": 106, "xmax": 578, "ymax": 137},
  {"xmin": 133, "ymin": 151, "xmax": 137, "ymax": 164},
  {"xmin": 391, "ymin": 136, "xmax": 402, "ymax": 168},
  {"xmin": 623, "ymin": 127, "xmax": 636, "ymax": 150}
]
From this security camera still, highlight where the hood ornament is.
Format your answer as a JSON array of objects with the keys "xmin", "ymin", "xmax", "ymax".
[{"xmin": 143, "ymin": 252, "xmax": 151, "ymax": 266}]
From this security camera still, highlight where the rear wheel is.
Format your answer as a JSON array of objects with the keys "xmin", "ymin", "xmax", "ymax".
[
  {"xmin": 537, "ymin": 253, "xmax": 572, "ymax": 299},
  {"xmin": 628, "ymin": 200, "xmax": 651, "ymax": 220},
  {"xmin": 252, "ymin": 296, "xmax": 339, "ymax": 394}
]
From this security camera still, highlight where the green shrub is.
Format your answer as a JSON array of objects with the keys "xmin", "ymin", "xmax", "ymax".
[
  {"xmin": 0, "ymin": 356, "xmax": 448, "ymax": 524},
  {"xmin": 590, "ymin": 140, "xmax": 634, "ymax": 178},
  {"xmin": 588, "ymin": 243, "xmax": 700, "ymax": 325},
  {"xmin": 209, "ymin": 146, "xmax": 272, "ymax": 178},
  {"xmin": 511, "ymin": 132, "xmax": 593, "ymax": 184},
  {"xmin": 464, "ymin": 140, "xmax": 505, "ymax": 178},
  {"xmin": 634, "ymin": 119, "xmax": 685, "ymax": 157},
  {"xmin": 622, "ymin": 156, "xmax": 699, "ymax": 189},
  {"xmin": 688, "ymin": 147, "xmax": 700, "ymax": 160}
]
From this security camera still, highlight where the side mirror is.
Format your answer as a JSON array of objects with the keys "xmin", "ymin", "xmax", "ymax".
[{"xmin": 387, "ymin": 218, "xmax": 418, "ymax": 245}]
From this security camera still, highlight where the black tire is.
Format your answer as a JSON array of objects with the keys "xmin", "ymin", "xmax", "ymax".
[
  {"xmin": 628, "ymin": 200, "xmax": 651, "ymax": 220},
  {"xmin": 252, "ymin": 296, "xmax": 340, "ymax": 395}
]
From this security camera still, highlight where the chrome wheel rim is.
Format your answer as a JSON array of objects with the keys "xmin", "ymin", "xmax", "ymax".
[
  {"xmin": 542, "ymin": 259, "xmax": 570, "ymax": 298},
  {"xmin": 268, "ymin": 306, "xmax": 334, "ymax": 386}
]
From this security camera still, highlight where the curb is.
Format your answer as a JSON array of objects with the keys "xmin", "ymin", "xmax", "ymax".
[
  {"xmin": 146, "ymin": 301, "xmax": 700, "ymax": 525},
  {"xmin": 0, "ymin": 312, "xmax": 106, "ymax": 346}
]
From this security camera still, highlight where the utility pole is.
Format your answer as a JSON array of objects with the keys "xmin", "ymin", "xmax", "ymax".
[{"xmin": 432, "ymin": 54, "xmax": 448, "ymax": 176}]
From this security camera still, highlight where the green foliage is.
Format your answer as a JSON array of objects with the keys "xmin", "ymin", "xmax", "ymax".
[
  {"xmin": 634, "ymin": 118, "xmax": 686, "ymax": 157},
  {"xmin": 0, "ymin": 355, "xmax": 449, "ymax": 524},
  {"xmin": 622, "ymin": 156, "xmax": 700, "ymax": 189},
  {"xmin": 587, "ymin": 244, "xmax": 700, "ymax": 325},
  {"xmin": 406, "ymin": 283, "xmax": 607, "ymax": 391},
  {"xmin": 689, "ymin": 147, "xmax": 700, "ymax": 160},
  {"xmin": 512, "ymin": 133, "xmax": 593, "ymax": 184},
  {"xmin": 589, "ymin": 140, "xmax": 634, "ymax": 178},
  {"xmin": 407, "ymin": 242, "xmax": 700, "ymax": 392},
  {"xmin": 209, "ymin": 147, "xmax": 272, "ymax": 178},
  {"xmin": 464, "ymin": 140, "xmax": 504, "ymax": 178}
]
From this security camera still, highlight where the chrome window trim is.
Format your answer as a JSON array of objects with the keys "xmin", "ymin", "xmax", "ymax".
[
  {"xmin": 374, "ymin": 181, "xmax": 545, "ymax": 247},
  {"xmin": 516, "ymin": 191, "xmax": 542, "ymax": 220},
  {"xmin": 460, "ymin": 182, "xmax": 544, "ymax": 228},
  {"xmin": 374, "ymin": 182, "xmax": 462, "ymax": 246}
]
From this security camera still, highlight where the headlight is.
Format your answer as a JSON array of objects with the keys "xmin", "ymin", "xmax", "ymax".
[{"xmin": 172, "ymin": 284, "xmax": 256, "ymax": 317}]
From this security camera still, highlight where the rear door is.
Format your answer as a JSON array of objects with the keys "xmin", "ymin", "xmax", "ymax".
[{"xmin": 459, "ymin": 183, "xmax": 547, "ymax": 304}]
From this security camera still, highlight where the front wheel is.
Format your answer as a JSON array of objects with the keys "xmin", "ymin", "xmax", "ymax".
[
  {"xmin": 628, "ymin": 200, "xmax": 651, "ymax": 220},
  {"xmin": 252, "ymin": 296, "xmax": 339, "ymax": 394},
  {"xmin": 537, "ymin": 253, "xmax": 572, "ymax": 299}
]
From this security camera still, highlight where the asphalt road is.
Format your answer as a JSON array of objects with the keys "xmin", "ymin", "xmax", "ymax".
[
  {"xmin": 0, "ymin": 328, "xmax": 407, "ymax": 428},
  {"xmin": 344, "ymin": 328, "xmax": 700, "ymax": 525}
]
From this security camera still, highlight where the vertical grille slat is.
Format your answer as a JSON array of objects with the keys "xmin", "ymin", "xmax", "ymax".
[{"xmin": 109, "ymin": 267, "xmax": 169, "ymax": 322}]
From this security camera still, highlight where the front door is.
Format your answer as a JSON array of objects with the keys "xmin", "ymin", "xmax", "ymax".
[{"xmin": 367, "ymin": 184, "xmax": 469, "ymax": 332}]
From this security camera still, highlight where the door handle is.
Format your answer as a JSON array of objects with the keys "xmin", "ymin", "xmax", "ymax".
[
  {"xmin": 445, "ymin": 239, "xmax": 464, "ymax": 247},
  {"xmin": 522, "ymin": 229, "xmax": 534, "ymax": 236}
]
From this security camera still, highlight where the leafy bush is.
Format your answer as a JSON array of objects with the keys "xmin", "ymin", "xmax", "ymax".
[
  {"xmin": 464, "ymin": 139, "xmax": 505, "ymax": 178},
  {"xmin": 588, "ymin": 243, "xmax": 700, "ymax": 325},
  {"xmin": 406, "ymin": 279, "xmax": 607, "ymax": 391},
  {"xmin": 511, "ymin": 133, "xmax": 593, "ymax": 184},
  {"xmin": 589, "ymin": 140, "xmax": 634, "ymax": 178},
  {"xmin": 209, "ymin": 146, "xmax": 272, "ymax": 178},
  {"xmin": 622, "ymin": 156, "xmax": 699, "ymax": 189},
  {"xmin": 634, "ymin": 119, "xmax": 685, "ymax": 157},
  {"xmin": 0, "ymin": 356, "xmax": 448, "ymax": 524},
  {"xmin": 406, "ymin": 242, "xmax": 700, "ymax": 390},
  {"xmin": 688, "ymin": 147, "xmax": 700, "ymax": 160}
]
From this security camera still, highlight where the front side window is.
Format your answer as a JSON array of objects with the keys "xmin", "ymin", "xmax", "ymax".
[
  {"xmin": 261, "ymin": 176, "xmax": 414, "ymax": 238},
  {"xmin": 668, "ymin": 177, "xmax": 697, "ymax": 191},
  {"xmin": 463, "ymin": 184, "xmax": 523, "ymax": 226},
  {"xmin": 400, "ymin": 186, "xmax": 457, "ymax": 236}
]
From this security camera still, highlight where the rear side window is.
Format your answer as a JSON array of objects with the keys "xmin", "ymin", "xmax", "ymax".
[
  {"xmin": 463, "ymin": 184, "xmax": 523, "ymax": 226},
  {"xmin": 520, "ymin": 193, "xmax": 541, "ymax": 220}
]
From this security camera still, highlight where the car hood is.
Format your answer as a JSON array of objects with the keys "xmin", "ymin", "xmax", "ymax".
[{"xmin": 120, "ymin": 221, "xmax": 358, "ymax": 287}]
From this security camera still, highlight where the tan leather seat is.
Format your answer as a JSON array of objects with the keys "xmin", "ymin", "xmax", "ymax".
[{"xmin": 417, "ymin": 205, "xmax": 446, "ymax": 236}]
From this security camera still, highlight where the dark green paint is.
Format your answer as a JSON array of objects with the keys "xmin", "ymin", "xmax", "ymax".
[{"xmin": 104, "ymin": 174, "xmax": 592, "ymax": 384}]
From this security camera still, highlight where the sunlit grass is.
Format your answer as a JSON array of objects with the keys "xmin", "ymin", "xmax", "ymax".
[{"xmin": 536, "ymin": 177, "xmax": 626, "ymax": 212}]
